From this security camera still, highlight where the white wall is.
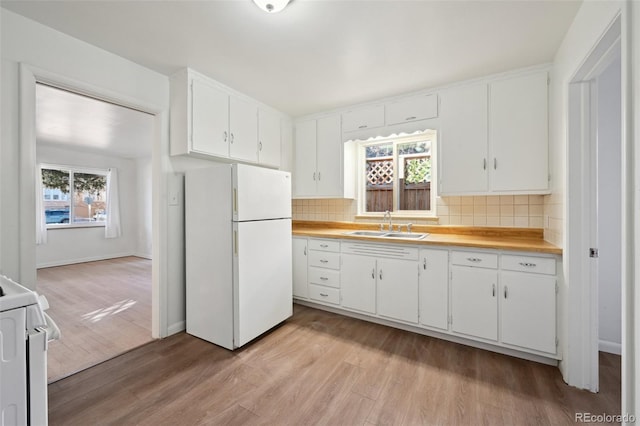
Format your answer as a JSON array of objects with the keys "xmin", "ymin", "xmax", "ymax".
[
  {"xmin": 597, "ymin": 56, "xmax": 622, "ymax": 355},
  {"xmin": 35, "ymin": 144, "xmax": 145, "ymax": 267},
  {"xmin": 136, "ymin": 156, "xmax": 153, "ymax": 258}
]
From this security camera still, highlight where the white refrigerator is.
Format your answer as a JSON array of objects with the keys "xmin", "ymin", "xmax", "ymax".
[{"xmin": 185, "ymin": 164, "xmax": 292, "ymax": 350}]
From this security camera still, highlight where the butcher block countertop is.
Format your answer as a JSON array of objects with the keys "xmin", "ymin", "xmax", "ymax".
[{"xmin": 292, "ymin": 221, "xmax": 563, "ymax": 255}]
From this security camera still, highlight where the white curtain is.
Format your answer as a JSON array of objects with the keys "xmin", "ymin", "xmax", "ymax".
[
  {"xmin": 35, "ymin": 165, "xmax": 48, "ymax": 245},
  {"xmin": 105, "ymin": 168, "xmax": 122, "ymax": 239}
]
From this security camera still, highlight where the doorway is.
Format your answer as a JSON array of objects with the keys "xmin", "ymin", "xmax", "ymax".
[{"xmin": 566, "ymin": 15, "xmax": 623, "ymax": 393}]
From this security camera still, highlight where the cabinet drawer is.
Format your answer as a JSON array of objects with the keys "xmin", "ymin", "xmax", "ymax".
[
  {"xmin": 308, "ymin": 267, "xmax": 340, "ymax": 288},
  {"xmin": 501, "ymin": 255, "xmax": 556, "ymax": 275},
  {"xmin": 342, "ymin": 105, "xmax": 385, "ymax": 133},
  {"xmin": 309, "ymin": 284, "xmax": 340, "ymax": 305},
  {"xmin": 308, "ymin": 251, "xmax": 340, "ymax": 270},
  {"xmin": 451, "ymin": 251, "xmax": 498, "ymax": 269},
  {"xmin": 385, "ymin": 94, "xmax": 438, "ymax": 125},
  {"xmin": 308, "ymin": 239, "xmax": 340, "ymax": 252}
]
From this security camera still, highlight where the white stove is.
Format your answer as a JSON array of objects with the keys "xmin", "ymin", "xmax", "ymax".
[{"xmin": 0, "ymin": 275, "xmax": 58, "ymax": 426}]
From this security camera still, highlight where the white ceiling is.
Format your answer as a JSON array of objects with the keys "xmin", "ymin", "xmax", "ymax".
[
  {"xmin": 36, "ymin": 84, "xmax": 154, "ymax": 159},
  {"xmin": 3, "ymin": 0, "xmax": 581, "ymax": 118}
]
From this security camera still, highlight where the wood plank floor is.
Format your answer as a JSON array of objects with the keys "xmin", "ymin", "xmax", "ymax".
[
  {"xmin": 48, "ymin": 304, "xmax": 621, "ymax": 425},
  {"xmin": 37, "ymin": 256, "xmax": 153, "ymax": 383}
]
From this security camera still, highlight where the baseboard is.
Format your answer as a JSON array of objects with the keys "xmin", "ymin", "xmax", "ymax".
[
  {"xmin": 133, "ymin": 253, "xmax": 153, "ymax": 260},
  {"xmin": 37, "ymin": 252, "xmax": 136, "ymax": 269},
  {"xmin": 167, "ymin": 320, "xmax": 186, "ymax": 336},
  {"xmin": 599, "ymin": 339, "xmax": 621, "ymax": 355}
]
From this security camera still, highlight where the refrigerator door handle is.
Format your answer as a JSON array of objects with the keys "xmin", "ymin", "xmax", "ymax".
[
  {"xmin": 233, "ymin": 188, "xmax": 238, "ymax": 214},
  {"xmin": 234, "ymin": 230, "xmax": 238, "ymax": 255}
]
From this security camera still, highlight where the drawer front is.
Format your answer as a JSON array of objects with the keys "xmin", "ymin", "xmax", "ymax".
[
  {"xmin": 451, "ymin": 251, "xmax": 498, "ymax": 269},
  {"xmin": 308, "ymin": 239, "xmax": 340, "ymax": 252},
  {"xmin": 308, "ymin": 251, "xmax": 341, "ymax": 270},
  {"xmin": 309, "ymin": 284, "xmax": 340, "ymax": 305},
  {"xmin": 308, "ymin": 267, "xmax": 340, "ymax": 288},
  {"xmin": 501, "ymin": 255, "xmax": 556, "ymax": 275}
]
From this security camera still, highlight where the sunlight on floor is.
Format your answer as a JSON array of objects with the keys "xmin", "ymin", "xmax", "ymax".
[{"xmin": 82, "ymin": 299, "xmax": 137, "ymax": 323}]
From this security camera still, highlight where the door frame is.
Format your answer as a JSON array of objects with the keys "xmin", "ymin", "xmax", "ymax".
[
  {"xmin": 19, "ymin": 63, "xmax": 169, "ymax": 338},
  {"xmin": 565, "ymin": 14, "xmax": 624, "ymax": 392}
]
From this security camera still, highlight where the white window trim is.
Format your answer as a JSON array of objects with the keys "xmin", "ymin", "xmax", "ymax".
[
  {"xmin": 40, "ymin": 163, "xmax": 109, "ymax": 229},
  {"xmin": 356, "ymin": 132, "xmax": 437, "ymax": 218}
]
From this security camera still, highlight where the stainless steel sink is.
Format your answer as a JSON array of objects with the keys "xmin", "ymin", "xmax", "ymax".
[
  {"xmin": 382, "ymin": 232, "xmax": 428, "ymax": 240},
  {"xmin": 344, "ymin": 230, "xmax": 428, "ymax": 240}
]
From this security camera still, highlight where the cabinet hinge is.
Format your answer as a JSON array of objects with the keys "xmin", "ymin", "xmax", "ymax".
[
  {"xmin": 448, "ymin": 315, "xmax": 453, "ymax": 326},
  {"xmin": 589, "ymin": 248, "xmax": 599, "ymax": 258}
]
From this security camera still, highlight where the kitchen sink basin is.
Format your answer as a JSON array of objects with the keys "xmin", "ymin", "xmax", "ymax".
[{"xmin": 344, "ymin": 230, "xmax": 429, "ymax": 240}]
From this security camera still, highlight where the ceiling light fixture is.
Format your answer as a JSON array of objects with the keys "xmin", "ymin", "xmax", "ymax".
[{"xmin": 252, "ymin": 0, "xmax": 291, "ymax": 13}]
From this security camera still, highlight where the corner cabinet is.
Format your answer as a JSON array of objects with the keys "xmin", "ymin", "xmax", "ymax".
[
  {"xmin": 439, "ymin": 69, "xmax": 549, "ymax": 195},
  {"xmin": 170, "ymin": 68, "xmax": 283, "ymax": 168}
]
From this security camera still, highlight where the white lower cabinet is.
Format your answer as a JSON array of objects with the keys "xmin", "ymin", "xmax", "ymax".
[
  {"xmin": 341, "ymin": 254, "xmax": 377, "ymax": 314},
  {"xmin": 451, "ymin": 266, "xmax": 499, "ymax": 341},
  {"xmin": 418, "ymin": 248, "xmax": 449, "ymax": 330},
  {"xmin": 377, "ymin": 258, "xmax": 418, "ymax": 323},
  {"xmin": 292, "ymin": 237, "xmax": 308, "ymax": 299}
]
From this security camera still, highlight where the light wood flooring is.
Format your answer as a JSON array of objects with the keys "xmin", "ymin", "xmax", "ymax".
[
  {"xmin": 37, "ymin": 256, "xmax": 153, "ymax": 383},
  {"xmin": 48, "ymin": 304, "xmax": 620, "ymax": 425}
]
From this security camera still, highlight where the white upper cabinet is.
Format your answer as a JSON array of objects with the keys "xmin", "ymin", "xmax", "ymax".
[
  {"xmin": 385, "ymin": 93, "xmax": 438, "ymax": 125},
  {"xmin": 170, "ymin": 68, "xmax": 286, "ymax": 167},
  {"xmin": 229, "ymin": 96, "xmax": 258, "ymax": 163},
  {"xmin": 439, "ymin": 83, "xmax": 489, "ymax": 194},
  {"xmin": 293, "ymin": 119, "xmax": 318, "ymax": 197},
  {"xmin": 316, "ymin": 115, "xmax": 343, "ymax": 197},
  {"xmin": 258, "ymin": 108, "xmax": 281, "ymax": 167},
  {"xmin": 342, "ymin": 105, "xmax": 385, "ymax": 133},
  {"xmin": 490, "ymin": 72, "xmax": 549, "ymax": 192},
  {"xmin": 439, "ymin": 69, "xmax": 549, "ymax": 195}
]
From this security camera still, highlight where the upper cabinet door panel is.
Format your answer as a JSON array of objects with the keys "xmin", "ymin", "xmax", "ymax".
[
  {"xmin": 342, "ymin": 105, "xmax": 385, "ymax": 133},
  {"xmin": 490, "ymin": 72, "xmax": 548, "ymax": 192},
  {"xmin": 191, "ymin": 77, "xmax": 229, "ymax": 157},
  {"xmin": 385, "ymin": 94, "xmax": 438, "ymax": 125},
  {"xmin": 293, "ymin": 120, "xmax": 317, "ymax": 197},
  {"xmin": 439, "ymin": 83, "xmax": 489, "ymax": 194},
  {"xmin": 258, "ymin": 108, "xmax": 281, "ymax": 167},
  {"xmin": 316, "ymin": 115, "xmax": 342, "ymax": 197},
  {"xmin": 229, "ymin": 96, "xmax": 258, "ymax": 163}
]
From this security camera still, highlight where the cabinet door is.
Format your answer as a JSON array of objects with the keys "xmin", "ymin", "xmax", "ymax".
[
  {"xmin": 377, "ymin": 258, "xmax": 419, "ymax": 323},
  {"xmin": 292, "ymin": 238, "xmax": 308, "ymax": 299},
  {"xmin": 341, "ymin": 254, "xmax": 376, "ymax": 314},
  {"xmin": 490, "ymin": 72, "xmax": 548, "ymax": 192},
  {"xmin": 439, "ymin": 83, "xmax": 489, "ymax": 194},
  {"xmin": 451, "ymin": 266, "xmax": 498, "ymax": 341},
  {"xmin": 316, "ymin": 114, "xmax": 342, "ymax": 197},
  {"xmin": 191, "ymin": 76, "xmax": 229, "ymax": 157},
  {"xmin": 258, "ymin": 108, "xmax": 281, "ymax": 167},
  {"xmin": 385, "ymin": 94, "xmax": 438, "ymax": 125},
  {"xmin": 342, "ymin": 105, "xmax": 385, "ymax": 132},
  {"xmin": 293, "ymin": 120, "xmax": 317, "ymax": 197},
  {"xmin": 418, "ymin": 248, "xmax": 449, "ymax": 330},
  {"xmin": 229, "ymin": 96, "xmax": 258, "ymax": 162},
  {"xmin": 500, "ymin": 272, "xmax": 556, "ymax": 353}
]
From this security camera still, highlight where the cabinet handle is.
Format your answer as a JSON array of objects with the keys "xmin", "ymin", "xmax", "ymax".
[
  {"xmin": 230, "ymin": 133, "xmax": 235, "ymax": 144},
  {"xmin": 504, "ymin": 285, "xmax": 508, "ymax": 299},
  {"xmin": 320, "ymin": 293, "xmax": 329, "ymax": 297},
  {"xmin": 320, "ymin": 244, "xmax": 328, "ymax": 248},
  {"xmin": 371, "ymin": 269, "xmax": 375, "ymax": 279},
  {"xmin": 518, "ymin": 262, "xmax": 537, "ymax": 268},
  {"xmin": 494, "ymin": 158, "xmax": 497, "ymax": 169},
  {"xmin": 492, "ymin": 284, "xmax": 496, "ymax": 297},
  {"xmin": 379, "ymin": 270, "xmax": 383, "ymax": 280},
  {"xmin": 223, "ymin": 131, "xmax": 228, "ymax": 142},
  {"xmin": 358, "ymin": 124, "xmax": 368, "ymax": 129},
  {"xmin": 313, "ymin": 172, "xmax": 316, "ymax": 181},
  {"xmin": 303, "ymin": 246, "xmax": 307, "ymax": 256},
  {"xmin": 320, "ymin": 259, "xmax": 329, "ymax": 263},
  {"xmin": 405, "ymin": 116, "xmax": 417, "ymax": 121},
  {"xmin": 423, "ymin": 258, "xmax": 427, "ymax": 270},
  {"xmin": 259, "ymin": 141, "xmax": 263, "ymax": 151},
  {"xmin": 483, "ymin": 158, "xmax": 486, "ymax": 170},
  {"xmin": 320, "ymin": 276, "xmax": 328, "ymax": 281},
  {"xmin": 318, "ymin": 172, "xmax": 321, "ymax": 181},
  {"xmin": 466, "ymin": 257, "xmax": 482, "ymax": 263}
]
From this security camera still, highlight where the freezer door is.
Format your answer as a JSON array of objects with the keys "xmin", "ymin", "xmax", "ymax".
[
  {"xmin": 233, "ymin": 164, "xmax": 291, "ymax": 221},
  {"xmin": 233, "ymin": 219, "xmax": 293, "ymax": 348}
]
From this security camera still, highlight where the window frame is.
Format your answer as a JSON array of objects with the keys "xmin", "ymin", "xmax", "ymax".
[
  {"xmin": 356, "ymin": 132, "xmax": 437, "ymax": 218},
  {"xmin": 41, "ymin": 164, "xmax": 109, "ymax": 230}
]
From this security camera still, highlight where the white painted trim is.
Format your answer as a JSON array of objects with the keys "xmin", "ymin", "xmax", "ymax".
[
  {"xmin": 599, "ymin": 340, "xmax": 622, "ymax": 356},
  {"xmin": 36, "ymin": 252, "xmax": 137, "ymax": 269},
  {"xmin": 133, "ymin": 253, "xmax": 153, "ymax": 260},
  {"xmin": 18, "ymin": 64, "xmax": 169, "ymax": 340},
  {"xmin": 167, "ymin": 320, "xmax": 186, "ymax": 336}
]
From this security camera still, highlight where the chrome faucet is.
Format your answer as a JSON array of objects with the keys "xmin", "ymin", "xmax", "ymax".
[{"xmin": 383, "ymin": 210, "xmax": 392, "ymax": 231}]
